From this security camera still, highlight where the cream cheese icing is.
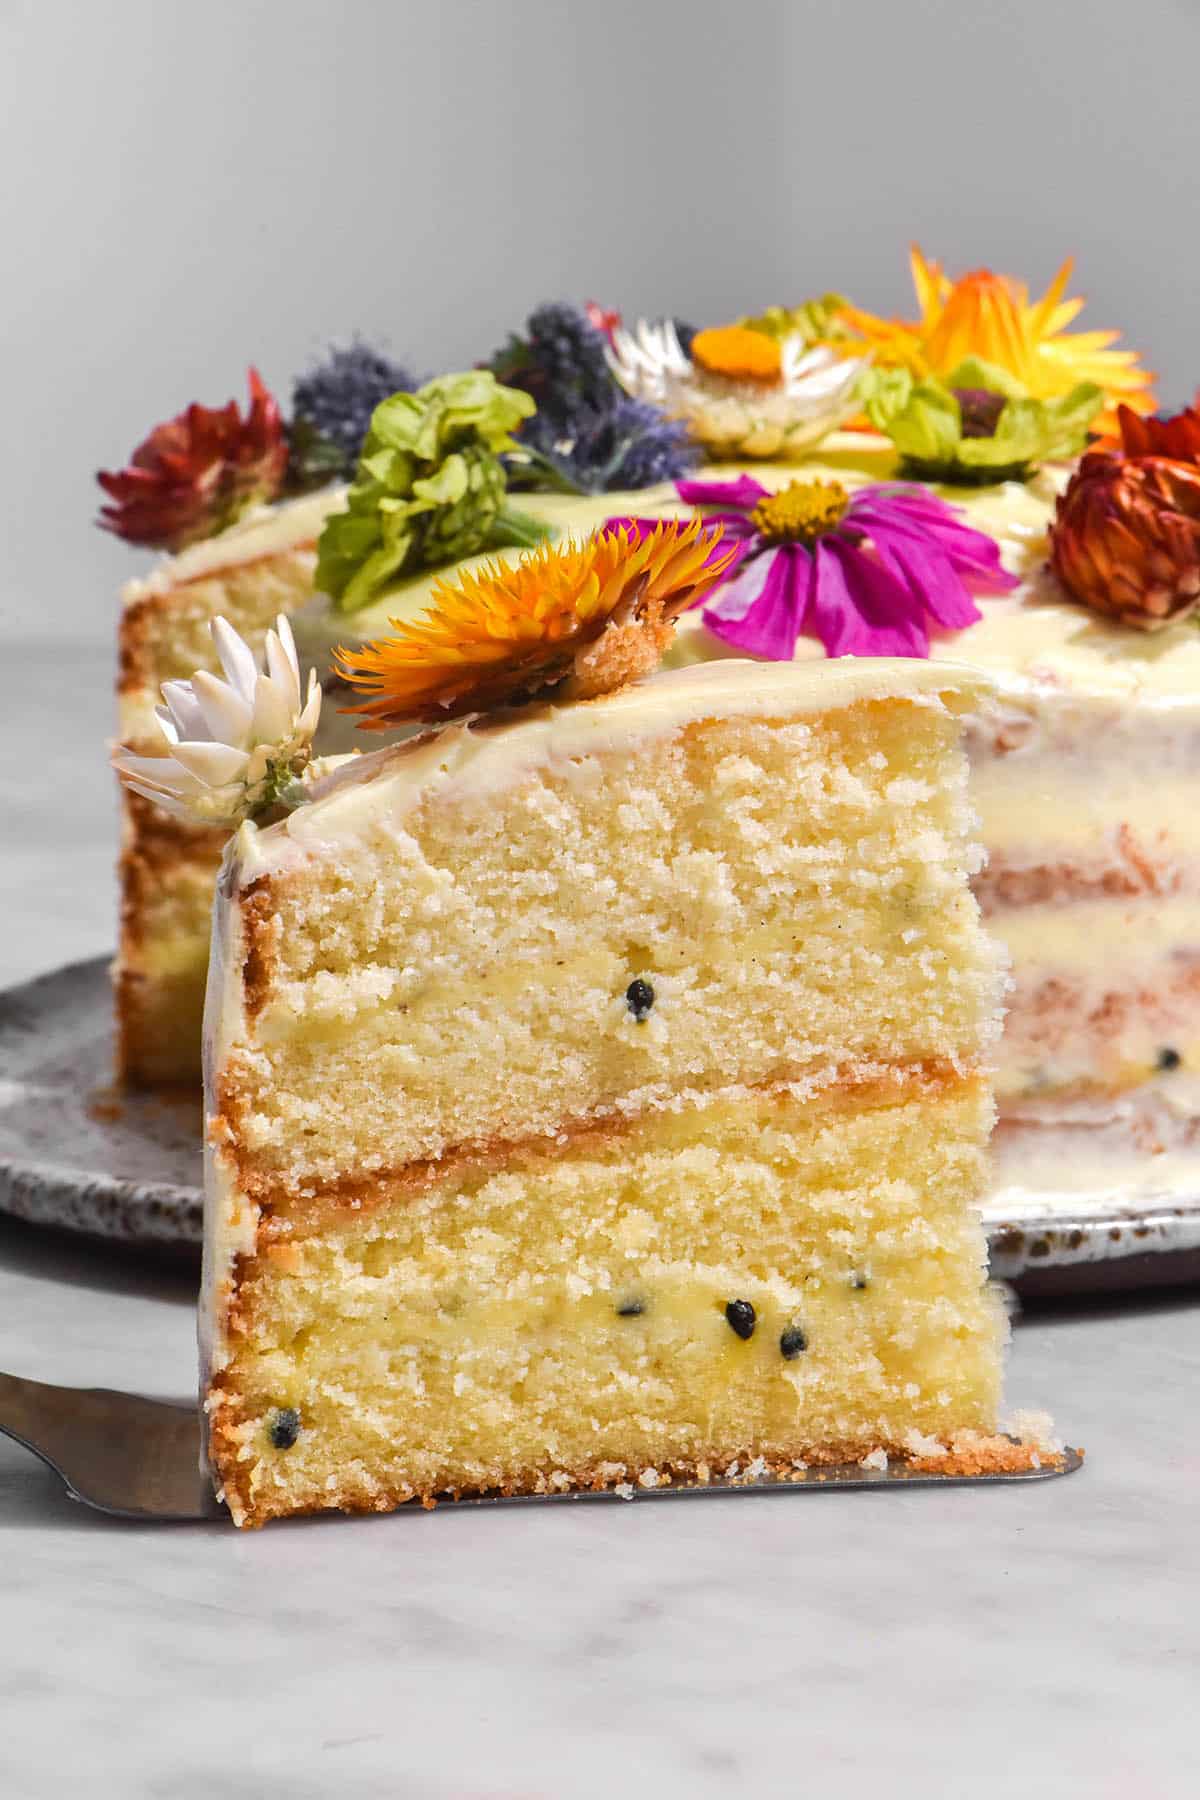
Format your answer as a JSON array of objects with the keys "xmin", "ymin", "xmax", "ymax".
[
  {"xmin": 122, "ymin": 487, "xmax": 347, "ymax": 604},
  {"xmin": 989, "ymin": 1095, "xmax": 1200, "ymax": 1219}
]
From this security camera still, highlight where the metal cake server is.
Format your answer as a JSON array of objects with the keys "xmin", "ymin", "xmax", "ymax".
[
  {"xmin": 0, "ymin": 1369, "xmax": 1082, "ymax": 1523},
  {"xmin": 0, "ymin": 1371, "xmax": 224, "ymax": 1521}
]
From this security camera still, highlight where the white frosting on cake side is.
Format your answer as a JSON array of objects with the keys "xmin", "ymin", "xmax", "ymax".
[{"xmin": 122, "ymin": 486, "xmax": 348, "ymax": 604}]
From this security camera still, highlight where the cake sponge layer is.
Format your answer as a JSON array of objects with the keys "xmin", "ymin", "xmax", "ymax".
[
  {"xmin": 208, "ymin": 1072, "xmax": 1003, "ymax": 1526},
  {"xmin": 219, "ymin": 696, "xmax": 1000, "ymax": 1189},
  {"xmin": 119, "ymin": 541, "xmax": 320, "ymax": 710},
  {"xmin": 116, "ymin": 792, "xmax": 226, "ymax": 1085}
]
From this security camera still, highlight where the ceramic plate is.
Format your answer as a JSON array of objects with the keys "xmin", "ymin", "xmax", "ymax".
[
  {"xmin": 2, "ymin": 957, "xmax": 1199, "ymax": 1291},
  {"xmin": 0, "ymin": 959, "xmax": 200, "ymax": 1247}
]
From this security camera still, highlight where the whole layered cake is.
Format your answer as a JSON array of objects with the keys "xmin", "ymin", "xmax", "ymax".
[{"xmin": 104, "ymin": 259, "xmax": 1200, "ymax": 1226}]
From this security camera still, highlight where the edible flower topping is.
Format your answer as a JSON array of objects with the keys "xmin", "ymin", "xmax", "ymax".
[
  {"xmin": 333, "ymin": 518, "xmax": 732, "ymax": 726},
  {"xmin": 489, "ymin": 301, "xmax": 699, "ymax": 496},
  {"xmin": 97, "ymin": 370, "xmax": 288, "ymax": 552},
  {"xmin": 690, "ymin": 326, "xmax": 783, "ymax": 385},
  {"xmin": 583, "ymin": 300, "xmax": 623, "ymax": 345},
  {"xmin": 612, "ymin": 476, "xmax": 1017, "ymax": 660},
  {"xmin": 1115, "ymin": 404, "xmax": 1200, "ymax": 464},
  {"xmin": 861, "ymin": 356, "xmax": 1103, "ymax": 485},
  {"xmin": 314, "ymin": 372, "xmax": 554, "ymax": 614},
  {"xmin": 751, "ymin": 480, "xmax": 851, "ymax": 544},
  {"xmin": 607, "ymin": 319, "xmax": 867, "ymax": 460},
  {"xmin": 841, "ymin": 248, "xmax": 1155, "ymax": 433},
  {"xmin": 287, "ymin": 340, "xmax": 418, "ymax": 487},
  {"xmin": 490, "ymin": 302, "xmax": 615, "ymax": 421},
  {"xmin": 1049, "ymin": 403, "xmax": 1200, "ymax": 630},
  {"xmin": 112, "ymin": 615, "xmax": 321, "ymax": 828},
  {"xmin": 737, "ymin": 294, "xmax": 854, "ymax": 347}
]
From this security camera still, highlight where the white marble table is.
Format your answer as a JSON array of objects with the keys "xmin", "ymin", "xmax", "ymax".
[{"xmin": 2, "ymin": 641, "xmax": 1198, "ymax": 1798}]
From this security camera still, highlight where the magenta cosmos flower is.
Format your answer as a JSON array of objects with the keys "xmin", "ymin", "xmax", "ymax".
[{"xmin": 611, "ymin": 474, "xmax": 1018, "ymax": 659}]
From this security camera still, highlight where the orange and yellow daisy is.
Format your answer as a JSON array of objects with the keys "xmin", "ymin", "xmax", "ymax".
[
  {"xmin": 334, "ymin": 518, "xmax": 733, "ymax": 727},
  {"xmin": 839, "ymin": 247, "xmax": 1154, "ymax": 432}
]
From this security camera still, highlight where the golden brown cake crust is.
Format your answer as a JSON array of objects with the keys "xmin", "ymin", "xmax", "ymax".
[
  {"xmin": 115, "ymin": 788, "xmax": 226, "ymax": 1086},
  {"xmin": 208, "ymin": 1413, "xmax": 1066, "ymax": 1529},
  {"xmin": 238, "ymin": 878, "xmax": 279, "ymax": 1026}
]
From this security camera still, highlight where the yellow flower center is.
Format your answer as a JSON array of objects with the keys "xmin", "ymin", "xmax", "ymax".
[
  {"xmin": 691, "ymin": 325, "xmax": 783, "ymax": 386},
  {"xmin": 750, "ymin": 480, "xmax": 850, "ymax": 545}
]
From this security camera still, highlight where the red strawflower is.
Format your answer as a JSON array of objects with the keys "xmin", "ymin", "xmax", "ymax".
[{"xmin": 97, "ymin": 368, "xmax": 287, "ymax": 551}]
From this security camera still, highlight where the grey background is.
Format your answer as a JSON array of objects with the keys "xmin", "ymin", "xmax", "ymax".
[{"xmin": 1, "ymin": 0, "xmax": 1196, "ymax": 648}]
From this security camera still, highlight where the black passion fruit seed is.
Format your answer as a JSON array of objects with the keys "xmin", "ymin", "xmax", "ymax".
[
  {"xmin": 625, "ymin": 978, "xmax": 655, "ymax": 1021},
  {"xmin": 725, "ymin": 1299, "xmax": 756, "ymax": 1340},
  {"xmin": 779, "ymin": 1327, "xmax": 808, "ymax": 1359},
  {"xmin": 268, "ymin": 1407, "xmax": 301, "ymax": 1450}
]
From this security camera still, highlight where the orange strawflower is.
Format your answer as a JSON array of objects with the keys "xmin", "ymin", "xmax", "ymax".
[
  {"xmin": 840, "ymin": 247, "xmax": 1154, "ymax": 433},
  {"xmin": 334, "ymin": 519, "xmax": 733, "ymax": 727}
]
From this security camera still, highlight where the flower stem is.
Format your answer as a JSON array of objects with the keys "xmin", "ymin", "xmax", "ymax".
[{"xmin": 489, "ymin": 504, "xmax": 559, "ymax": 551}]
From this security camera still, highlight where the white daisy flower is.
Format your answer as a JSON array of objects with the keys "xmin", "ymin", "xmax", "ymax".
[
  {"xmin": 113, "ymin": 614, "xmax": 322, "ymax": 829},
  {"xmin": 607, "ymin": 319, "xmax": 868, "ymax": 460}
]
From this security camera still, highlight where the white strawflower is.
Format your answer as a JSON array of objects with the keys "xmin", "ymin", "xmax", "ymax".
[
  {"xmin": 607, "ymin": 319, "xmax": 867, "ymax": 460},
  {"xmin": 113, "ymin": 614, "xmax": 322, "ymax": 828}
]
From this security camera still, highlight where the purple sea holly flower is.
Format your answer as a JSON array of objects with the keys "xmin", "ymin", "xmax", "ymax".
[{"xmin": 608, "ymin": 475, "xmax": 1018, "ymax": 659}]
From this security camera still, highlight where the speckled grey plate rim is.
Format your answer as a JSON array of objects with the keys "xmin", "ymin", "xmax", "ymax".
[
  {"xmin": 3, "ymin": 957, "xmax": 1200, "ymax": 1290},
  {"xmin": 0, "ymin": 957, "xmax": 202, "ymax": 1247}
]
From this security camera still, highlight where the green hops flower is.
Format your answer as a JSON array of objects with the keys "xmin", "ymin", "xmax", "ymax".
[
  {"xmin": 738, "ymin": 293, "xmax": 853, "ymax": 346},
  {"xmin": 316, "ymin": 371, "xmax": 552, "ymax": 612},
  {"xmin": 861, "ymin": 357, "xmax": 1104, "ymax": 487}
]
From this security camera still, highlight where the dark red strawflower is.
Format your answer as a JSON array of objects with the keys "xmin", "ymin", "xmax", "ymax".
[
  {"xmin": 1050, "ymin": 449, "xmax": 1200, "ymax": 629},
  {"xmin": 97, "ymin": 368, "xmax": 288, "ymax": 551},
  {"xmin": 1114, "ymin": 401, "xmax": 1200, "ymax": 465}
]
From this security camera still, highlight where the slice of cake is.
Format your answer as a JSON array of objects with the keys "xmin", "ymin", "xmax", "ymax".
[{"xmin": 198, "ymin": 644, "xmax": 1020, "ymax": 1526}]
